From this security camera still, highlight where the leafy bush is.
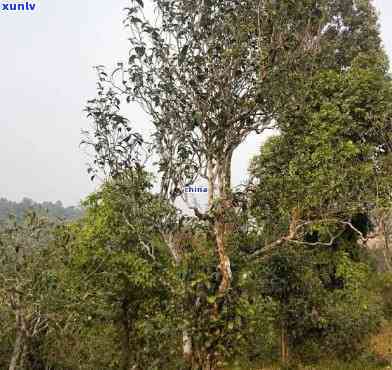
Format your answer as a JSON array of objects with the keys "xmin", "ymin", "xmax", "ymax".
[{"xmin": 259, "ymin": 244, "xmax": 384, "ymax": 363}]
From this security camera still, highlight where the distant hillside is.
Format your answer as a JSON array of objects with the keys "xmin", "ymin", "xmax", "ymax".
[{"xmin": 0, "ymin": 197, "xmax": 84, "ymax": 221}]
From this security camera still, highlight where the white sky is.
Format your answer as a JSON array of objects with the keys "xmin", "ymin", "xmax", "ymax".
[{"xmin": 0, "ymin": 0, "xmax": 391, "ymax": 206}]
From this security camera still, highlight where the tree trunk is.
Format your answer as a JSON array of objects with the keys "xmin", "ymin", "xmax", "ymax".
[
  {"xmin": 194, "ymin": 349, "xmax": 215, "ymax": 370},
  {"xmin": 214, "ymin": 154, "xmax": 233, "ymax": 295},
  {"xmin": 214, "ymin": 219, "xmax": 231, "ymax": 294},
  {"xmin": 20, "ymin": 338, "xmax": 29, "ymax": 370},
  {"xmin": 382, "ymin": 215, "xmax": 391, "ymax": 271},
  {"xmin": 9, "ymin": 310, "xmax": 26, "ymax": 370},
  {"xmin": 9, "ymin": 329, "xmax": 24, "ymax": 370},
  {"xmin": 207, "ymin": 158, "xmax": 216, "ymax": 208},
  {"xmin": 202, "ymin": 355, "xmax": 213, "ymax": 370},
  {"xmin": 163, "ymin": 234, "xmax": 194, "ymax": 364},
  {"xmin": 281, "ymin": 323, "xmax": 289, "ymax": 366},
  {"xmin": 183, "ymin": 329, "xmax": 193, "ymax": 364}
]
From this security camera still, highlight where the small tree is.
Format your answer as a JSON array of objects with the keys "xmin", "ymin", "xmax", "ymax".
[
  {"xmin": 0, "ymin": 213, "xmax": 61, "ymax": 370},
  {"xmin": 250, "ymin": 54, "xmax": 392, "ymax": 253},
  {"xmin": 63, "ymin": 171, "xmax": 181, "ymax": 370}
]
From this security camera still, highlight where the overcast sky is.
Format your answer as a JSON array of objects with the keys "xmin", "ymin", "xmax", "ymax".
[{"xmin": 0, "ymin": 0, "xmax": 391, "ymax": 206}]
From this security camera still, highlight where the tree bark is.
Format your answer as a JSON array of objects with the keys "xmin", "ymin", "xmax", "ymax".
[
  {"xmin": 214, "ymin": 219, "xmax": 231, "ymax": 294},
  {"xmin": 9, "ymin": 311, "xmax": 26, "ymax": 370},
  {"xmin": 20, "ymin": 338, "xmax": 29, "ymax": 370},
  {"xmin": 207, "ymin": 158, "xmax": 216, "ymax": 208},
  {"xmin": 281, "ymin": 322, "xmax": 289, "ymax": 366},
  {"xmin": 9, "ymin": 330, "xmax": 23, "ymax": 370},
  {"xmin": 214, "ymin": 154, "xmax": 233, "ymax": 295}
]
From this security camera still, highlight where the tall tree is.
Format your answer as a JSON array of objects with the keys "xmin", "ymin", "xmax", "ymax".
[
  {"xmin": 84, "ymin": 0, "xmax": 387, "ymax": 367},
  {"xmin": 86, "ymin": 0, "xmax": 384, "ymax": 295}
]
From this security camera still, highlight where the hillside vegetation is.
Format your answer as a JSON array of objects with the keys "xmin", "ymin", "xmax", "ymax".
[
  {"xmin": 0, "ymin": 197, "xmax": 83, "ymax": 222},
  {"xmin": 1, "ymin": 0, "xmax": 392, "ymax": 369}
]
